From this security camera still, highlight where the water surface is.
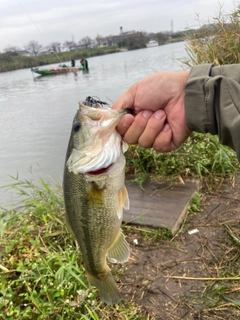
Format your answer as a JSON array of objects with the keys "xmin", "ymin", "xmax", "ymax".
[{"xmin": 0, "ymin": 42, "xmax": 188, "ymax": 206}]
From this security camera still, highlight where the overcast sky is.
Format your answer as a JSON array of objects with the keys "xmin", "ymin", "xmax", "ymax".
[{"xmin": 0, "ymin": 0, "xmax": 237, "ymax": 51}]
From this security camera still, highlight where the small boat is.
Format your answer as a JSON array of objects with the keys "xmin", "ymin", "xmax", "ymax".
[
  {"xmin": 146, "ymin": 40, "xmax": 159, "ymax": 48},
  {"xmin": 31, "ymin": 66, "xmax": 83, "ymax": 76}
]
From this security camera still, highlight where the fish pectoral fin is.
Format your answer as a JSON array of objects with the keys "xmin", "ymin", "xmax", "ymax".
[
  {"xmin": 86, "ymin": 271, "xmax": 120, "ymax": 305},
  {"xmin": 122, "ymin": 185, "xmax": 129, "ymax": 210},
  {"xmin": 122, "ymin": 140, "xmax": 128, "ymax": 153},
  {"xmin": 107, "ymin": 230, "xmax": 130, "ymax": 264},
  {"xmin": 117, "ymin": 186, "xmax": 129, "ymax": 219}
]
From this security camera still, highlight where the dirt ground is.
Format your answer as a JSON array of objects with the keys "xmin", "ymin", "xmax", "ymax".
[{"xmin": 114, "ymin": 175, "xmax": 240, "ymax": 319}]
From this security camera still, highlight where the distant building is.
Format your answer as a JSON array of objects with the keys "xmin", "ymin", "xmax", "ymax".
[
  {"xmin": 98, "ymin": 30, "xmax": 136, "ymax": 47},
  {"xmin": 16, "ymin": 50, "xmax": 31, "ymax": 56},
  {"xmin": 38, "ymin": 48, "xmax": 53, "ymax": 55}
]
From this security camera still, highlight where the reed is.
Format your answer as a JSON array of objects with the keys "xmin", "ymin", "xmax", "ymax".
[{"xmin": 183, "ymin": 7, "xmax": 240, "ymax": 66}]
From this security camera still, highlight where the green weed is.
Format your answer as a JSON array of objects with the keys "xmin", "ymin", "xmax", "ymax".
[
  {"xmin": 123, "ymin": 225, "xmax": 172, "ymax": 248},
  {"xmin": 0, "ymin": 178, "xmax": 147, "ymax": 319},
  {"xmin": 125, "ymin": 133, "xmax": 240, "ymax": 185},
  {"xmin": 188, "ymin": 192, "xmax": 202, "ymax": 216}
]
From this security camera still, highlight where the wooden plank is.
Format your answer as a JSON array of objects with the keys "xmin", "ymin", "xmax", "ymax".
[{"xmin": 123, "ymin": 177, "xmax": 200, "ymax": 234}]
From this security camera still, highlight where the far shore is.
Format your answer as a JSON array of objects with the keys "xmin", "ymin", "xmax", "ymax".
[{"xmin": 0, "ymin": 40, "xmax": 184, "ymax": 73}]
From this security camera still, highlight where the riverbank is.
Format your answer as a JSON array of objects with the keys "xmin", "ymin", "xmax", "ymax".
[
  {"xmin": 0, "ymin": 46, "xmax": 120, "ymax": 72},
  {"xmin": 1, "ymin": 175, "xmax": 240, "ymax": 319},
  {"xmin": 0, "ymin": 177, "xmax": 150, "ymax": 319},
  {"xmin": 0, "ymin": 39, "xmax": 185, "ymax": 73}
]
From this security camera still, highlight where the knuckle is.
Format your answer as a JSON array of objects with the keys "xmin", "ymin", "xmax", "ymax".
[
  {"xmin": 153, "ymin": 140, "xmax": 169, "ymax": 153},
  {"xmin": 124, "ymin": 133, "xmax": 137, "ymax": 145},
  {"xmin": 138, "ymin": 136, "xmax": 153, "ymax": 149},
  {"xmin": 139, "ymin": 141, "xmax": 152, "ymax": 149},
  {"xmin": 153, "ymin": 145, "xmax": 167, "ymax": 153},
  {"xmin": 134, "ymin": 117, "xmax": 147, "ymax": 129}
]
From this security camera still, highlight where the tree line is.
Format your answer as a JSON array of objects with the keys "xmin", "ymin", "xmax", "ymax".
[
  {"xmin": 0, "ymin": 28, "xmax": 192, "ymax": 72},
  {"xmin": 2, "ymin": 29, "xmax": 187, "ymax": 56}
]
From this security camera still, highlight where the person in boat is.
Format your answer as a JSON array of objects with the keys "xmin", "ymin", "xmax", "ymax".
[
  {"xmin": 80, "ymin": 58, "xmax": 88, "ymax": 71},
  {"xmin": 71, "ymin": 59, "xmax": 75, "ymax": 67}
]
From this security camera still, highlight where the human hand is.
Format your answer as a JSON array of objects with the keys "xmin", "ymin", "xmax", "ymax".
[{"xmin": 112, "ymin": 70, "xmax": 192, "ymax": 152}]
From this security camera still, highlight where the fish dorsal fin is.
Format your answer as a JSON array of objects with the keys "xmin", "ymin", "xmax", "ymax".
[{"xmin": 107, "ymin": 230, "xmax": 130, "ymax": 264}]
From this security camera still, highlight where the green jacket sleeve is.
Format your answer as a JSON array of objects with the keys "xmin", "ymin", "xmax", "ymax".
[{"xmin": 185, "ymin": 64, "xmax": 240, "ymax": 160}]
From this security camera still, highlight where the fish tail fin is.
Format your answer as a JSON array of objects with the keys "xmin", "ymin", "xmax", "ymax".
[{"xmin": 86, "ymin": 271, "xmax": 120, "ymax": 305}]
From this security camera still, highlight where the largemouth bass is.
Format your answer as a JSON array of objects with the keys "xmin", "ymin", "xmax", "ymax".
[{"xmin": 63, "ymin": 97, "xmax": 130, "ymax": 305}]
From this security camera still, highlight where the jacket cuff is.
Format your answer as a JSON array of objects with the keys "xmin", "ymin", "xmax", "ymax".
[{"xmin": 184, "ymin": 64, "xmax": 214, "ymax": 133}]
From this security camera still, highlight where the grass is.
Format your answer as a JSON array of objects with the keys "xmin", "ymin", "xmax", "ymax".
[
  {"xmin": 182, "ymin": 6, "xmax": 240, "ymax": 67},
  {"xmin": 1, "ymin": 139, "xmax": 239, "ymax": 319},
  {"xmin": 1, "ymin": 131, "xmax": 239, "ymax": 318},
  {"xmin": 177, "ymin": 10, "xmax": 240, "ymax": 314},
  {"xmin": 0, "ymin": 175, "xmax": 207, "ymax": 319},
  {"xmin": 184, "ymin": 228, "xmax": 240, "ymax": 317},
  {"xmin": 123, "ymin": 127, "xmax": 240, "ymax": 318},
  {"xmin": 1, "ymin": 172, "xmax": 238, "ymax": 319},
  {"xmin": 125, "ymin": 132, "xmax": 240, "ymax": 187},
  {"xmin": 123, "ymin": 225, "xmax": 172, "ymax": 249},
  {"xmin": 162, "ymin": 193, "xmax": 240, "ymax": 319},
  {"xmin": 0, "ymin": 178, "xmax": 147, "ymax": 320}
]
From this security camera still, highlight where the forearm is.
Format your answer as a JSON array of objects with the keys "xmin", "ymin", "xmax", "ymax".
[{"xmin": 185, "ymin": 64, "xmax": 240, "ymax": 160}]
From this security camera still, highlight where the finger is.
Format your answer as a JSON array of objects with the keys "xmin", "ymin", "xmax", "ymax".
[
  {"xmin": 138, "ymin": 110, "xmax": 166, "ymax": 148},
  {"xmin": 124, "ymin": 110, "xmax": 153, "ymax": 144},
  {"xmin": 152, "ymin": 124, "xmax": 175, "ymax": 153},
  {"xmin": 116, "ymin": 114, "xmax": 134, "ymax": 136}
]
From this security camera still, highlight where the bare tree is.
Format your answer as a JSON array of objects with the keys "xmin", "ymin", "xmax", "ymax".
[
  {"xmin": 79, "ymin": 36, "xmax": 93, "ymax": 49},
  {"xmin": 3, "ymin": 45, "xmax": 21, "ymax": 53},
  {"xmin": 63, "ymin": 40, "xmax": 76, "ymax": 51},
  {"xmin": 25, "ymin": 40, "xmax": 42, "ymax": 56},
  {"xmin": 48, "ymin": 42, "xmax": 61, "ymax": 53}
]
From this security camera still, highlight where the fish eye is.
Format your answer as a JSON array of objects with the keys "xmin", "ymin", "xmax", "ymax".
[{"xmin": 73, "ymin": 122, "xmax": 81, "ymax": 132}]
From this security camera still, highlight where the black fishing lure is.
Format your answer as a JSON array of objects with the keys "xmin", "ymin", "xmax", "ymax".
[
  {"xmin": 84, "ymin": 96, "xmax": 109, "ymax": 108},
  {"xmin": 83, "ymin": 96, "xmax": 135, "ymax": 116}
]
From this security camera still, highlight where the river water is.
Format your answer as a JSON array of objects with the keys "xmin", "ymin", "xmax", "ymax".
[{"xmin": 0, "ymin": 42, "xmax": 188, "ymax": 207}]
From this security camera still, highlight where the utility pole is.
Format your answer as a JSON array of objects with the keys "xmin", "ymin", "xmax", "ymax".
[{"xmin": 120, "ymin": 26, "xmax": 123, "ymax": 48}]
